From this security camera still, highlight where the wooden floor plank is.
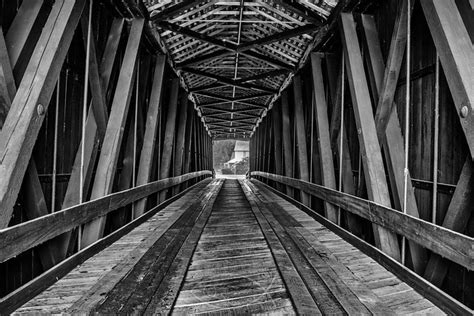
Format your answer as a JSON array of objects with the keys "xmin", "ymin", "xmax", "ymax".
[
  {"xmin": 15, "ymin": 178, "xmax": 447, "ymax": 315},
  {"xmin": 174, "ymin": 180, "xmax": 295, "ymax": 315}
]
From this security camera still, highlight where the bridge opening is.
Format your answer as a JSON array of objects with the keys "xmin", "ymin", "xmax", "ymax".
[
  {"xmin": 0, "ymin": 0, "xmax": 473, "ymax": 314},
  {"xmin": 213, "ymin": 140, "xmax": 249, "ymax": 178}
]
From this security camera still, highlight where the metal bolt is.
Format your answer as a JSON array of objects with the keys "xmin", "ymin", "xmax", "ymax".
[
  {"xmin": 460, "ymin": 106, "xmax": 469, "ymax": 118},
  {"xmin": 37, "ymin": 104, "xmax": 45, "ymax": 116}
]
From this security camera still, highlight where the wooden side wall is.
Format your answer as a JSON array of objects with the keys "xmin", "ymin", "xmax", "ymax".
[
  {"xmin": 0, "ymin": 0, "xmax": 212, "ymax": 297},
  {"xmin": 251, "ymin": 0, "xmax": 473, "ymax": 308}
]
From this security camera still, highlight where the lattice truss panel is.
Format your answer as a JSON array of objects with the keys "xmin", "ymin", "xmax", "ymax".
[{"xmin": 145, "ymin": 0, "xmax": 338, "ymax": 138}]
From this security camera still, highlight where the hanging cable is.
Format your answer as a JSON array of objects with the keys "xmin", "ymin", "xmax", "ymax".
[
  {"xmin": 79, "ymin": 0, "xmax": 92, "ymax": 250},
  {"xmin": 432, "ymin": 53, "xmax": 440, "ymax": 224},
  {"xmin": 132, "ymin": 59, "xmax": 139, "ymax": 218},
  {"xmin": 338, "ymin": 54, "xmax": 345, "ymax": 226},
  {"xmin": 402, "ymin": 0, "xmax": 411, "ymax": 265},
  {"xmin": 52, "ymin": 74, "xmax": 60, "ymax": 212},
  {"xmin": 310, "ymin": 93, "xmax": 314, "ymax": 183}
]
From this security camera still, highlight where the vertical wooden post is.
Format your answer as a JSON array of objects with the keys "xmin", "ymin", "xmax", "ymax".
[
  {"xmin": 193, "ymin": 115, "xmax": 198, "ymax": 173},
  {"xmin": 310, "ymin": 54, "xmax": 338, "ymax": 223},
  {"xmin": 260, "ymin": 119, "xmax": 267, "ymax": 173},
  {"xmin": 172, "ymin": 93, "xmax": 189, "ymax": 193},
  {"xmin": 133, "ymin": 55, "xmax": 166, "ymax": 218},
  {"xmin": 158, "ymin": 79, "xmax": 180, "ymax": 201},
  {"xmin": 281, "ymin": 91, "xmax": 294, "ymax": 197},
  {"xmin": 81, "ymin": 19, "xmax": 144, "ymax": 248},
  {"xmin": 293, "ymin": 76, "xmax": 310, "ymax": 206},
  {"xmin": 182, "ymin": 103, "xmax": 195, "ymax": 188},
  {"xmin": 272, "ymin": 102, "xmax": 284, "ymax": 190},
  {"xmin": 340, "ymin": 13, "xmax": 401, "ymax": 261},
  {"xmin": 272, "ymin": 102, "xmax": 283, "ymax": 175}
]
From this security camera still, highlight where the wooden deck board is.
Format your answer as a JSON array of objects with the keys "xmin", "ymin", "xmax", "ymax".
[{"xmin": 14, "ymin": 179, "xmax": 447, "ymax": 315}]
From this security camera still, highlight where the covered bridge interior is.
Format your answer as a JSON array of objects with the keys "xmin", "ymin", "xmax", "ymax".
[{"xmin": 0, "ymin": 0, "xmax": 473, "ymax": 314}]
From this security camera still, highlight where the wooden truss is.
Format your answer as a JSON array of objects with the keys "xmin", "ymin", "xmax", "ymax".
[{"xmin": 146, "ymin": 0, "xmax": 339, "ymax": 139}]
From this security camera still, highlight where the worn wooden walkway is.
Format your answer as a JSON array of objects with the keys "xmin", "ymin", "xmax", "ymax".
[{"xmin": 15, "ymin": 179, "xmax": 444, "ymax": 315}]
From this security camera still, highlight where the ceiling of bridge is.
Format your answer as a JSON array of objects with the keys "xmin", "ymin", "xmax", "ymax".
[{"xmin": 145, "ymin": 0, "xmax": 339, "ymax": 139}]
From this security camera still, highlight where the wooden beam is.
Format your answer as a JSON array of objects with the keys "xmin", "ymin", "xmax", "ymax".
[
  {"xmin": 176, "ymin": 49, "xmax": 233, "ymax": 69},
  {"xmin": 0, "ymin": 0, "xmax": 86, "ymax": 227},
  {"xmin": 262, "ymin": 0, "xmax": 324, "ymax": 24},
  {"xmin": 339, "ymin": 13, "xmax": 401, "ymax": 261},
  {"xmin": 197, "ymin": 92, "xmax": 271, "ymax": 106},
  {"xmin": 151, "ymin": 0, "xmax": 206, "ymax": 21},
  {"xmin": 293, "ymin": 76, "xmax": 310, "ymax": 206},
  {"xmin": 156, "ymin": 21, "xmax": 293, "ymax": 70},
  {"xmin": 80, "ymin": 12, "xmax": 108, "ymax": 138},
  {"xmin": 134, "ymin": 56, "xmax": 166, "ymax": 218},
  {"xmin": 54, "ymin": 18, "xmax": 124, "ymax": 260},
  {"xmin": 424, "ymin": 158, "xmax": 474, "ymax": 286},
  {"xmin": 360, "ymin": 14, "xmax": 427, "ymax": 274},
  {"xmin": 254, "ymin": 176, "xmax": 473, "ymax": 316},
  {"xmin": 272, "ymin": 102, "xmax": 283, "ymax": 190},
  {"xmin": 252, "ymin": 172, "xmax": 474, "ymax": 271},
  {"xmin": 5, "ymin": 0, "xmax": 48, "ymax": 79},
  {"xmin": 237, "ymin": 24, "xmax": 319, "ymax": 52},
  {"xmin": 0, "ymin": 24, "xmax": 62, "ymax": 268},
  {"xmin": 159, "ymin": 79, "xmax": 180, "ymax": 201},
  {"xmin": 310, "ymin": 54, "xmax": 338, "ymax": 223},
  {"xmin": 373, "ymin": 0, "xmax": 413, "ymax": 142},
  {"xmin": 182, "ymin": 67, "xmax": 277, "ymax": 94},
  {"xmin": 183, "ymin": 105, "xmax": 195, "ymax": 180},
  {"xmin": 173, "ymin": 93, "xmax": 190, "ymax": 194},
  {"xmin": 0, "ymin": 30, "xmax": 14, "ymax": 123},
  {"xmin": 420, "ymin": 0, "xmax": 474, "ymax": 157},
  {"xmin": 0, "ymin": 171, "xmax": 212, "ymax": 264},
  {"xmin": 281, "ymin": 91, "xmax": 294, "ymax": 197},
  {"xmin": 325, "ymin": 54, "xmax": 363, "ymax": 237},
  {"xmin": 81, "ymin": 19, "xmax": 144, "ymax": 248}
]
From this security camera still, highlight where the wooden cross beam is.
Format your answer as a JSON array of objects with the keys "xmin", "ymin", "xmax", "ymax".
[
  {"xmin": 182, "ymin": 67, "xmax": 277, "ymax": 93},
  {"xmin": 265, "ymin": 0, "xmax": 325, "ymax": 24},
  {"xmin": 157, "ymin": 21, "xmax": 294, "ymax": 70},
  {"xmin": 280, "ymin": 91, "xmax": 294, "ymax": 197},
  {"xmin": 372, "ymin": 0, "xmax": 413, "ymax": 142},
  {"xmin": 235, "ymin": 69, "xmax": 291, "ymax": 84},
  {"xmin": 176, "ymin": 49, "xmax": 233, "ymax": 69},
  {"xmin": 134, "ymin": 55, "xmax": 166, "ymax": 218},
  {"xmin": 237, "ymin": 24, "xmax": 319, "ymax": 52},
  {"xmin": 205, "ymin": 116, "xmax": 257, "ymax": 123},
  {"xmin": 420, "ymin": 0, "xmax": 474, "ymax": 157},
  {"xmin": 159, "ymin": 79, "xmax": 180, "ymax": 202},
  {"xmin": 151, "ymin": 0, "xmax": 209, "ymax": 22},
  {"xmin": 0, "ymin": 14, "xmax": 62, "ymax": 270},
  {"xmin": 189, "ymin": 82, "xmax": 227, "ymax": 93},
  {"xmin": 340, "ymin": 13, "xmax": 401, "ymax": 261},
  {"xmin": 200, "ymin": 106, "xmax": 261, "ymax": 116},
  {"xmin": 360, "ymin": 12, "xmax": 427, "ymax": 274},
  {"xmin": 194, "ymin": 91, "xmax": 270, "ymax": 108},
  {"xmin": 293, "ymin": 76, "xmax": 310, "ymax": 206},
  {"xmin": 0, "ymin": 0, "xmax": 86, "ymax": 227},
  {"xmin": 310, "ymin": 54, "xmax": 338, "ymax": 223},
  {"xmin": 208, "ymin": 126, "xmax": 254, "ymax": 133},
  {"xmin": 324, "ymin": 54, "xmax": 363, "ymax": 237},
  {"xmin": 81, "ymin": 18, "xmax": 145, "ymax": 248},
  {"xmin": 54, "ymin": 17, "xmax": 125, "ymax": 260}
]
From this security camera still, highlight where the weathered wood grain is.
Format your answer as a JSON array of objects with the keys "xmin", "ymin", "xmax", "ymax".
[{"xmin": 0, "ymin": 171, "xmax": 211, "ymax": 263}]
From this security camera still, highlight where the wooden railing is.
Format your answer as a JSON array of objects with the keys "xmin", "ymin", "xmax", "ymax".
[
  {"xmin": 0, "ymin": 171, "xmax": 212, "ymax": 263},
  {"xmin": 251, "ymin": 172, "xmax": 474, "ymax": 271}
]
